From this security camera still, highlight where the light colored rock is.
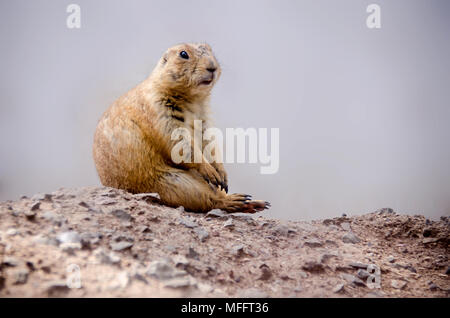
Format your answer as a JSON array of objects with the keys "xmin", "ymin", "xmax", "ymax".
[
  {"xmin": 223, "ymin": 218, "xmax": 234, "ymax": 228},
  {"xmin": 6, "ymin": 228, "xmax": 18, "ymax": 236},
  {"xmin": 146, "ymin": 260, "xmax": 187, "ymax": 280},
  {"xmin": 179, "ymin": 217, "xmax": 198, "ymax": 228},
  {"xmin": 11, "ymin": 268, "xmax": 29, "ymax": 284},
  {"xmin": 272, "ymin": 224, "xmax": 289, "ymax": 236},
  {"xmin": 422, "ymin": 238, "xmax": 439, "ymax": 244},
  {"xmin": 206, "ymin": 209, "xmax": 227, "ymax": 218},
  {"xmin": 238, "ymin": 288, "xmax": 269, "ymax": 298},
  {"xmin": 110, "ymin": 241, "xmax": 133, "ymax": 251},
  {"xmin": 333, "ymin": 283, "xmax": 345, "ymax": 293},
  {"xmin": 342, "ymin": 232, "xmax": 361, "ymax": 244},
  {"xmin": 340, "ymin": 222, "xmax": 351, "ymax": 231},
  {"xmin": 304, "ymin": 238, "xmax": 323, "ymax": 248},
  {"xmin": 133, "ymin": 193, "xmax": 160, "ymax": 200},
  {"xmin": 57, "ymin": 231, "xmax": 81, "ymax": 244},
  {"xmin": 391, "ymin": 280, "xmax": 407, "ymax": 289},
  {"xmin": 2, "ymin": 256, "xmax": 20, "ymax": 267},
  {"xmin": 193, "ymin": 227, "xmax": 209, "ymax": 242},
  {"xmin": 108, "ymin": 271, "xmax": 129, "ymax": 290},
  {"xmin": 163, "ymin": 276, "xmax": 196, "ymax": 288}
]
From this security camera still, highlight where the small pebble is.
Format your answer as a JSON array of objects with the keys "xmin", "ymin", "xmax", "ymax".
[
  {"xmin": 391, "ymin": 280, "xmax": 407, "ymax": 289},
  {"xmin": 387, "ymin": 256, "xmax": 396, "ymax": 263},
  {"xmin": 223, "ymin": 218, "xmax": 234, "ymax": 228},
  {"xmin": 30, "ymin": 202, "xmax": 41, "ymax": 211},
  {"xmin": 333, "ymin": 283, "xmax": 345, "ymax": 293},
  {"xmin": 179, "ymin": 217, "xmax": 198, "ymax": 228}
]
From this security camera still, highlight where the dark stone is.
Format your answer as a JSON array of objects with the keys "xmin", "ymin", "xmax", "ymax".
[
  {"xmin": 111, "ymin": 209, "xmax": 133, "ymax": 222},
  {"xmin": 24, "ymin": 209, "xmax": 36, "ymax": 220},
  {"xmin": 258, "ymin": 264, "xmax": 272, "ymax": 281},
  {"xmin": 349, "ymin": 262, "xmax": 369, "ymax": 269},
  {"xmin": 429, "ymin": 283, "xmax": 439, "ymax": 291},
  {"xmin": 111, "ymin": 232, "xmax": 134, "ymax": 242},
  {"xmin": 30, "ymin": 201, "xmax": 41, "ymax": 211},
  {"xmin": 231, "ymin": 244, "xmax": 245, "ymax": 257},
  {"xmin": 304, "ymin": 238, "xmax": 323, "ymax": 248},
  {"xmin": 423, "ymin": 228, "xmax": 432, "ymax": 237},
  {"xmin": 186, "ymin": 247, "xmax": 199, "ymax": 260},
  {"xmin": 356, "ymin": 269, "xmax": 370, "ymax": 279},
  {"xmin": 80, "ymin": 232, "xmax": 102, "ymax": 248},
  {"xmin": 137, "ymin": 225, "xmax": 151, "ymax": 233},
  {"xmin": 46, "ymin": 281, "xmax": 70, "ymax": 296},
  {"xmin": 78, "ymin": 201, "xmax": 90, "ymax": 208},
  {"xmin": 302, "ymin": 261, "xmax": 325, "ymax": 273},
  {"xmin": 393, "ymin": 263, "xmax": 417, "ymax": 273}
]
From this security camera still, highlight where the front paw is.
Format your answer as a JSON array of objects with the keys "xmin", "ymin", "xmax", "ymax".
[
  {"xmin": 212, "ymin": 163, "xmax": 228, "ymax": 193},
  {"xmin": 197, "ymin": 163, "xmax": 222, "ymax": 189}
]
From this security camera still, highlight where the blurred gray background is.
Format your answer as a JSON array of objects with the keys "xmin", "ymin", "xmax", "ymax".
[{"xmin": 1, "ymin": 0, "xmax": 449, "ymax": 220}]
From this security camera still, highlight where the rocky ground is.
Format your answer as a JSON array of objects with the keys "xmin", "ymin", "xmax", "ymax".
[{"xmin": 0, "ymin": 186, "xmax": 448, "ymax": 298}]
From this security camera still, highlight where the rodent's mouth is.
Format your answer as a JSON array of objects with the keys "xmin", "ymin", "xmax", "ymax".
[
  {"xmin": 199, "ymin": 79, "xmax": 213, "ymax": 86},
  {"xmin": 198, "ymin": 74, "xmax": 214, "ymax": 86}
]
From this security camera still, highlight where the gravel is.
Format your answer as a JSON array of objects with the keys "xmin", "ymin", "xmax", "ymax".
[{"xmin": 0, "ymin": 186, "xmax": 448, "ymax": 298}]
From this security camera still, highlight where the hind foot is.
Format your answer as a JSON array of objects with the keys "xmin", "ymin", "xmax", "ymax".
[{"xmin": 218, "ymin": 193, "xmax": 271, "ymax": 213}]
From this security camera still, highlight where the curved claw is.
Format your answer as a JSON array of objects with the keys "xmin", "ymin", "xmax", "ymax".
[{"xmin": 220, "ymin": 182, "xmax": 228, "ymax": 193}]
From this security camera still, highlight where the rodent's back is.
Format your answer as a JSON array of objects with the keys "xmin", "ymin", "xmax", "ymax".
[{"xmin": 93, "ymin": 84, "xmax": 168, "ymax": 192}]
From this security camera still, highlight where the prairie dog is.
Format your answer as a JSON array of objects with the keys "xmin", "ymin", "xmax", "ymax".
[{"xmin": 93, "ymin": 43, "xmax": 270, "ymax": 213}]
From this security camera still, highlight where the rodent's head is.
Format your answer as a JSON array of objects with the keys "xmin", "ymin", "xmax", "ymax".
[{"xmin": 152, "ymin": 43, "xmax": 221, "ymax": 98}]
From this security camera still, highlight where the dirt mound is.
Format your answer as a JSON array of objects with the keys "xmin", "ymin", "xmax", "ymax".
[{"xmin": 0, "ymin": 187, "xmax": 448, "ymax": 297}]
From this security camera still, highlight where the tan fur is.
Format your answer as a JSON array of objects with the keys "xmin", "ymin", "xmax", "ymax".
[{"xmin": 93, "ymin": 43, "xmax": 270, "ymax": 213}]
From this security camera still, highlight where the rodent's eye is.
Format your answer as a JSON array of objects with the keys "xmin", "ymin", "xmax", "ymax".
[{"xmin": 179, "ymin": 51, "xmax": 189, "ymax": 59}]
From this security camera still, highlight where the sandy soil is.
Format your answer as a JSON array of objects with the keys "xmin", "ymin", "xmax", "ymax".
[{"xmin": 0, "ymin": 186, "xmax": 448, "ymax": 297}]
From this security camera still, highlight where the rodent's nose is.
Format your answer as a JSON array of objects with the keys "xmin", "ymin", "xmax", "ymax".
[{"xmin": 206, "ymin": 60, "xmax": 217, "ymax": 73}]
